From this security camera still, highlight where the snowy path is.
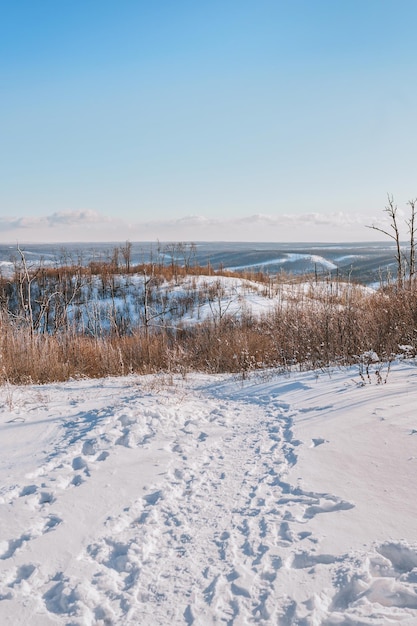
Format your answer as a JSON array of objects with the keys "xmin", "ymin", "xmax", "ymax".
[{"xmin": 1, "ymin": 366, "xmax": 417, "ymax": 624}]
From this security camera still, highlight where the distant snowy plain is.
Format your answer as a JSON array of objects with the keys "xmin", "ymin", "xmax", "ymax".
[{"xmin": 1, "ymin": 360, "xmax": 417, "ymax": 625}]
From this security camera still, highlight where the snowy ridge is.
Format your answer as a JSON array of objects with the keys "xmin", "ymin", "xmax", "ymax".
[
  {"xmin": 1, "ymin": 364, "xmax": 417, "ymax": 624},
  {"xmin": 67, "ymin": 273, "xmax": 373, "ymax": 333},
  {"xmin": 227, "ymin": 253, "xmax": 337, "ymax": 273}
]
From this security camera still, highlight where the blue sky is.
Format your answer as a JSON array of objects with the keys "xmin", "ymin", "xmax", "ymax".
[{"xmin": 1, "ymin": 0, "xmax": 417, "ymax": 242}]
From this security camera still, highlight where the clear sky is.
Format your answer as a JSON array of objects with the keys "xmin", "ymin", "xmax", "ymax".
[{"xmin": 1, "ymin": 0, "xmax": 417, "ymax": 243}]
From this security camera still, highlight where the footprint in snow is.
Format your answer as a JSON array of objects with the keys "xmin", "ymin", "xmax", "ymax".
[
  {"xmin": 303, "ymin": 499, "xmax": 354, "ymax": 519},
  {"xmin": 44, "ymin": 515, "xmax": 63, "ymax": 532},
  {"xmin": 10, "ymin": 564, "xmax": 37, "ymax": 586},
  {"xmin": 0, "ymin": 534, "xmax": 32, "ymax": 560},
  {"xmin": 39, "ymin": 491, "xmax": 55, "ymax": 506},
  {"xmin": 19, "ymin": 484, "xmax": 37, "ymax": 497},
  {"xmin": 143, "ymin": 490, "xmax": 163, "ymax": 506},
  {"xmin": 310, "ymin": 438, "xmax": 328, "ymax": 447},
  {"xmin": 72, "ymin": 456, "xmax": 87, "ymax": 470}
]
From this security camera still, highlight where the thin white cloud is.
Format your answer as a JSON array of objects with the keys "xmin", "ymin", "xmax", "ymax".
[
  {"xmin": 141, "ymin": 211, "xmax": 369, "ymax": 228},
  {"xmin": 140, "ymin": 211, "xmax": 372, "ymax": 231},
  {"xmin": 0, "ymin": 209, "xmax": 384, "ymax": 243},
  {"xmin": 0, "ymin": 210, "xmax": 109, "ymax": 231},
  {"xmin": 46, "ymin": 210, "xmax": 108, "ymax": 227},
  {"xmin": 125, "ymin": 211, "xmax": 383, "ymax": 243},
  {"xmin": 0, "ymin": 216, "xmax": 47, "ymax": 230}
]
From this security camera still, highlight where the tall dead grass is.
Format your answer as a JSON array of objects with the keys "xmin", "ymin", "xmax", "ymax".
[{"xmin": 1, "ymin": 281, "xmax": 417, "ymax": 384}]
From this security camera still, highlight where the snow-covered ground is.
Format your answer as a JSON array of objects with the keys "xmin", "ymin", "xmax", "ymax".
[
  {"xmin": 1, "ymin": 362, "xmax": 417, "ymax": 625},
  {"xmin": 67, "ymin": 273, "xmax": 374, "ymax": 335}
]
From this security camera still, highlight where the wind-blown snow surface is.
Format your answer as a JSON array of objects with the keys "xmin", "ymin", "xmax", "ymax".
[{"xmin": 1, "ymin": 363, "xmax": 417, "ymax": 625}]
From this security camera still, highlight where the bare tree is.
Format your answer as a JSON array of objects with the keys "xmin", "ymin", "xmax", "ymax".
[
  {"xmin": 178, "ymin": 242, "xmax": 196, "ymax": 272},
  {"xmin": 120, "ymin": 240, "xmax": 133, "ymax": 273},
  {"xmin": 16, "ymin": 245, "xmax": 37, "ymax": 336},
  {"xmin": 407, "ymin": 199, "xmax": 417, "ymax": 285},
  {"xmin": 367, "ymin": 194, "xmax": 404, "ymax": 288},
  {"xmin": 141, "ymin": 266, "xmax": 177, "ymax": 337},
  {"xmin": 164, "ymin": 243, "xmax": 179, "ymax": 282}
]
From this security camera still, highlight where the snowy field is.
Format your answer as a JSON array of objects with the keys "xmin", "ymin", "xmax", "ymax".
[{"xmin": 1, "ymin": 362, "xmax": 417, "ymax": 625}]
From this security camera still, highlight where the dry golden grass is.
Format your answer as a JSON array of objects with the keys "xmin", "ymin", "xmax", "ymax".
[{"xmin": 1, "ymin": 255, "xmax": 417, "ymax": 384}]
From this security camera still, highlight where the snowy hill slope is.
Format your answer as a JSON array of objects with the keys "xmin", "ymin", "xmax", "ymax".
[{"xmin": 1, "ymin": 363, "xmax": 417, "ymax": 624}]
